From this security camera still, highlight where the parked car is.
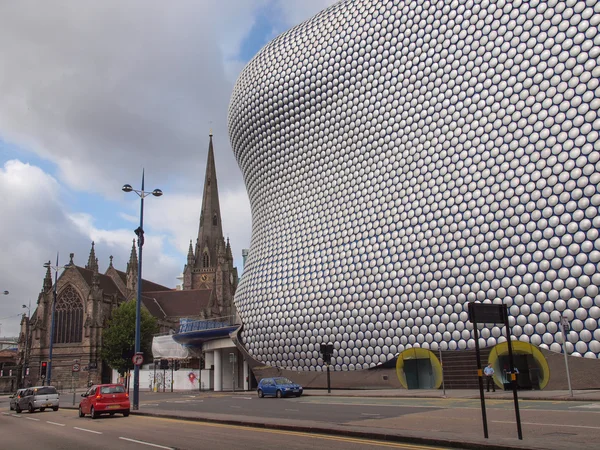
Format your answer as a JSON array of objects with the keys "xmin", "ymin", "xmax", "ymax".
[
  {"xmin": 9, "ymin": 389, "xmax": 27, "ymax": 411},
  {"xmin": 15, "ymin": 386, "xmax": 59, "ymax": 413},
  {"xmin": 79, "ymin": 384, "xmax": 130, "ymax": 419},
  {"xmin": 257, "ymin": 377, "xmax": 303, "ymax": 398}
]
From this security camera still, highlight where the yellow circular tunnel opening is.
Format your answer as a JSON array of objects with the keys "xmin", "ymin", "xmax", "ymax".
[
  {"xmin": 488, "ymin": 341, "xmax": 550, "ymax": 390},
  {"xmin": 395, "ymin": 348, "xmax": 443, "ymax": 389}
]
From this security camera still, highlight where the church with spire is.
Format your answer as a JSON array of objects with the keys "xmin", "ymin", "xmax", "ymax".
[{"xmin": 17, "ymin": 133, "xmax": 239, "ymax": 388}]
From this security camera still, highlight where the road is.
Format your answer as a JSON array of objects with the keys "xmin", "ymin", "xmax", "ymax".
[
  {"xmin": 0, "ymin": 408, "xmax": 448, "ymax": 450},
  {"xmin": 131, "ymin": 392, "xmax": 600, "ymax": 449},
  {"xmin": 2, "ymin": 392, "xmax": 600, "ymax": 449}
]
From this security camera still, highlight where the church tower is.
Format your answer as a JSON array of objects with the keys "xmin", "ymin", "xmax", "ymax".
[{"xmin": 182, "ymin": 132, "xmax": 238, "ymax": 317}]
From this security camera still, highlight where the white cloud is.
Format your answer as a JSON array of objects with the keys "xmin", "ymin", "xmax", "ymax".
[{"xmin": 0, "ymin": 0, "xmax": 339, "ymax": 335}]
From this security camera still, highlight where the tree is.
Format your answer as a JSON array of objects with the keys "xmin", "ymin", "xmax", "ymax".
[{"xmin": 101, "ymin": 300, "xmax": 159, "ymax": 375}]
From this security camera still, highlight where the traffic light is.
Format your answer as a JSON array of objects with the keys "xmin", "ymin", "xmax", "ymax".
[
  {"xmin": 320, "ymin": 343, "xmax": 334, "ymax": 364},
  {"xmin": 40, "ymin": 361, "xmax": 48, "ymax": 378},
  {"xmin": 173, "ymin": 360, "xmax": 180, "ymax": 371},
  {"xmin": 159, "ymin": 359, "xmax": 169, "ymax": 370}
]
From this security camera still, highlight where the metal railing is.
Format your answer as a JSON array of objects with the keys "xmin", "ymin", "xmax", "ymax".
[{"xmin": 178, "ymin": 315, "xmax": 237, "ymax": 333}]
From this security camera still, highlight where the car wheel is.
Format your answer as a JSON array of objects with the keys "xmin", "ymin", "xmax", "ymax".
[
  {"xmin": 295, "ymin": 393, "xmax": 302, "ymax": 397},
  {"xmin": 28, "ymin": 403, "xmax": 35, "ymax": 413},
  {"xmin": 78, "ymin": 406, "xmax": 84, "ymax": 418},
  {"xmin": 109, "ymin": 412, "xmax": 115, "ymax": 416},
  {"xmin": 9, "ymin": 405, "xmax": 13, "ymax": 411},
  {"xmin": 123, "ymin": 410, "xmax": 130, "ymax": 417},
  {"xmin": 53, "ymin": 406, "xmax": 59, "ymax": 412},
  {"xmin": 276, "ymin": 390, "xmax": 282, "ymax": 398},
  {"xmin": 257, "ymin": 389, "xmax": 264, "ymax": 398},
  {"xmin": 91, "ymin": 406, "xmax": 98, "ymax": 419},
  {"xmin": 40, "ymin": 407, "xmax": 46, "ymax": 412},
  {"xmin": 15, "ymin": 405, "xmax": 21, "ymax": 414}
]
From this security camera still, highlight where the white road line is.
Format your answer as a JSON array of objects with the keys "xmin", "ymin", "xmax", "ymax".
[
  {"xmin": 26, "ymin": 417, "xmax": 40, "ymax": 421},
  {"xmin": 2, "ymin": 412, "xmax": 10, "ymax": 415},
  {"xmin": 230, "ymin": 406, "xmax": 242, "ymax": 409},
  {"xmin": 361, "ymin": 413, "xmax": 380, "ymax": 416},
  {"xmin": 238, "ymin": 397, "xmax": 253, "ymax": 400},
  {"xmin": 285, "ymin": 409, "xmax": 299, "ymax": 412},
  {"xmin": 570, "ymin": 404, "xmax": 600, "ymax": 409},
  {"xmin": 74, "ymin": 427, "xmax": 102, "ymax": 434},
  {"xmin": 11, "ymin": 414, "xmax": 22, "ymax": 418},
  {"xmin": 173, "ymin": 401, "xmax": 188, "ymax": 403},
  {"xmin": 140, "ymin": 404, "xmax": 159, "ymax": 407},
  {"xmin": 493, "ymin": 420, "xmax": 600, "ymax": 430},
  {"xmin": 119, "ymin": 437, "xmax": 173, "ymax": 449},
  {"xmin": 47, "ymin": 421, "xmax": 66, "ymax": 426}
]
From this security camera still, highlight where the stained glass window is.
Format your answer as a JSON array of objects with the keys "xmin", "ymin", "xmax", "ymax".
[{"xmin": 54, "ymin": 285, "xmax": 83, "ymax": 344}]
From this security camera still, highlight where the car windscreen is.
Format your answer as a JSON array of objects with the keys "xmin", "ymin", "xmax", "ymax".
[
  {"xmin": 35, "ymin": 387, "xmax": 57, "ymax": 395},
  {"xmin": 100, "ymin": 385, "xmax": 126, "ymax": 394},
  {"xmin": 274, "ymin": 378, "xmax": 293, "ymax": 385}
]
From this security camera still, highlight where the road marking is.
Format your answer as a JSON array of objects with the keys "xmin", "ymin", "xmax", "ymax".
[
  {"xmin": 140, "ymin": 404, "xmax": 160, "ymax": 407},
  {"xmin": 230, "ymin": 406, "xmax": 242, "ymax": 409},
  {"xmin": 493, "ymin": 420, "xmax": 600, "ymax": 430},
  {"xmin": 173, "ymin": 401, "xmax": 188, "ymax": 403},
  {"xmin": 119, "ymin": 437, "xmax": 174, "ymax": 449},
  {"xmin": 11, "ymin": 414, "xmax": 22, "ymax": 418},
  {"xmin": 285, "ymin": 409, "xmax": 299, "ymax": 412},
  {"xmin": 2, "ymin": 412, "xmax": 10, "ymax": 415},
  {"xmin": 74, "ymin": 427, "xmax": 102, "ymax": 434},
  {"xmin": 361, "ymin": 413, "xmax": 381, "ymax": 416},
  {"xmin": 26, "ymin": 417, "xmax": 40, "ymax": 421},
  {"xmin": 570, "ymin": 404, "xmax": 600, "ymax": 409},
  {"xmin": 238, "ymin": 397, "xmax": 253, "ymax": 400},
  {"xmin": 47, "ymin": 421, "xmax": 66, "ymax": 426}
]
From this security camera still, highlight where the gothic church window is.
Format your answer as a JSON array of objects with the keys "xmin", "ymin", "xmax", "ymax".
[
  {"xmin": 54, "ymin": 285, "xmax": 83, "ymax": 344},
  {"xmin": 203, "ymin": 251, "xmax": 210, "ymax": 268},
  {"xmin": 213, "ymin": 213, "xmax": 218, "ymax": 226}
]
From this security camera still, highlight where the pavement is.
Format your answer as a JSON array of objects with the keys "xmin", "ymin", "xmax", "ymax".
[{"xmin": 6, "ymin": 388, "xmax": 600, "ymax": 450}]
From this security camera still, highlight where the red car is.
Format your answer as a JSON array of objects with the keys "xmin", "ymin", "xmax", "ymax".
[{"xmin": 78, "ymin": 384, "xmax": 130, "ymax": 419}]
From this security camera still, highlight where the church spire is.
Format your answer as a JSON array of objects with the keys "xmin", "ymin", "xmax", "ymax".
[
  {"xmin": 194, "ymin": 132, "xmax": 224, "ymax": 268},
  {"xmin": 43, "ymin": 262, "xmax": 52, "ymax": 292},
  {"xmin": 187, "ymin": 240, "xmax": 194, "ymax": 266},
  {"xmin": 86, "ymin": 241, "xmax": 98, "ymax": 272},
  {"xmin": 127, "ymin": 239, "xmax": 138, "ymax": 273}
]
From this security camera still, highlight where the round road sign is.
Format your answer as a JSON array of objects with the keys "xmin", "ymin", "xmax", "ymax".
[
  {"xmin": 72, "ymin": 363, "xmax": 80, "ymax": 372},
  {"xmin": 132, "ymin": 354, "xmax": 144, "ymax": 366}
]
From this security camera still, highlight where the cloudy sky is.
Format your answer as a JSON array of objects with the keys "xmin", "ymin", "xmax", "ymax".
[{"xmin": 0, "ymin": 0, "xmax": 336, "ymax": 337}]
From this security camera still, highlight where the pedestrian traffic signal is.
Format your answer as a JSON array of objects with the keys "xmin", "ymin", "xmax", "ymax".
[
  {"xmin": 40, "ymin": 361, "xmax": 48, "ymax": 378},
  {"xmin": 319, "ymin": 343, "xmax": 334, "ymax": 364}
]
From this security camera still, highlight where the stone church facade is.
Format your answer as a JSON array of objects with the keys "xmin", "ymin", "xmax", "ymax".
[{"xmin": 17, "ymin": 133, "xmax": 238, "ymax": 389}]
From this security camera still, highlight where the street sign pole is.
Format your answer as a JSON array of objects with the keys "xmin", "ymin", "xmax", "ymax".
[
  {"xmin": 559, "ymin": 316, "xmax": 573, "ymax": 397},
  {"xmin": 471, "ymin": 311, "xmax": 489, "ymax": 439},
  {"xmin": 503, "ymin": 307, "xmax": 523, "ymax": 440}
]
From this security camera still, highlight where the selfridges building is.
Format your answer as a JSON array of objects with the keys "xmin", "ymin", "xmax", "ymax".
[{"xmin": 228, "ymin": 0, "xmax": 600, "ymax": 380}]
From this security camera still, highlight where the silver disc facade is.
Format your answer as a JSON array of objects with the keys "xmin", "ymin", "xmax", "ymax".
[{"xmin": 228, "ymin": 0, "xmax": 600, "ymax": 371}]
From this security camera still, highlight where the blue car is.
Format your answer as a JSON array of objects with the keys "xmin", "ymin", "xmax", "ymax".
[{"xmin": 257, "ymin": 377, "xmax": 303, "ymax": 398}]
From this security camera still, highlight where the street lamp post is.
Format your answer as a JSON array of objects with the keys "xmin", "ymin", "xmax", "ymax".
[
  {"xmin": 122, "ymin": 170, "xmax": 162, "ymax": 410},
  {"xmin": 45, "ymin": 255, "xmax": 73, "ymax": 386},
  {"xmin": 22, "ymin": 301, "xmax": 31, "ymax": 387}
]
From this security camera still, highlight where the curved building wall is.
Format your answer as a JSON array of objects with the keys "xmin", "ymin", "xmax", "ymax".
[{"xmin": 228, "ymin": 0, "xmax": 600, "ymax": 371}]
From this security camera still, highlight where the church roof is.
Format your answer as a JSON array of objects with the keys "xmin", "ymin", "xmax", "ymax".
[
  {"xmin": 141, "ymin": 290, "xmax": 212, "ymax": 319},
  {"xmin": 75, "ymin": 267, "xmax": 122, "ymax": 296},
  {"xmin": 112, "ymin": 269, "xmax": 171, "ymax": 293}
]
